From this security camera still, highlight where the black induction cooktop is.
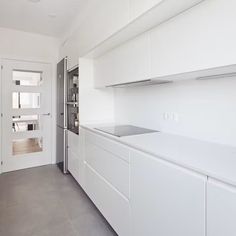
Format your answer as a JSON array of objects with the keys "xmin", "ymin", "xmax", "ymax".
[{"xmin": 95, "ymin": 125, "xmax": 158, "ymax": 137}]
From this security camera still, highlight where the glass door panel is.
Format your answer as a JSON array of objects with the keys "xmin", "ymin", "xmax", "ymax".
[
  {"xmin": 12, "ymin": 92, "xmax": 40, "ymax": 109},
  {"xmin": 12, "ymin": 138, "xmax": 43, "ymax": 156},
  {"xmin": 1, "ymin": 59, "xmax": 52, "ymax": 172},
  {"xmin": 12, "ymin": 70, "xmax": 42, "ymax": 86},
  {"xmin": 12, "ymin": 115, "xmax": 40, "ymax": 132}
]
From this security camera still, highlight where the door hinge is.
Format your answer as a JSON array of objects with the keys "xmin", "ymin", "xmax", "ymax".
[
  {"xmin": 1, "ymin": 113, "xmax": 3, "ymax": 117},
  {"xmin": 1, "ymin": 161, "xmax": 3, "ymax": 165},
  {"xmin": 1, "ymin": 65, "xmax": 3, "ymax": 70}
]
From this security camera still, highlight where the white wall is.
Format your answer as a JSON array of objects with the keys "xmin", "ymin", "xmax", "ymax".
[
  {"xmin": 0, "ymin": 27, "xmax": 59, "ymax": 62},
  {"xmin": 79, "ymin": 58, "xmax": 114, "ymax": 124},
  {"xmin": 0, "ymin": 27, "xmax": 59, "ymax": 164},
  {"xmin": 114, "ymin": 0, "xmax": 236, "ymax": 147}
]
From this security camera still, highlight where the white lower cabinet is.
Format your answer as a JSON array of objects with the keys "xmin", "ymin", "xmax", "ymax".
[
  {"xmin": 83, "ymin": 130, "xmax": 130, "ymax": 235},
  {"xmin": 67, "ymin": 129, "xmax": 85, "ymax": 187},
  {"xmin": 85, "ymin": 140, "xmax": 129, "ymax": 198},
  {"xmin": 84, "ymin": 163, "xmax": 130, "ymax": 236},
  {"xmin": 94, "ymin": 33, "xmax": 149, "ymax": 88},
  {"xmin": 78, "ymin": 129, "xmax": 236, "ymax": 236},
  {"xmin": 207, "ymin": 178, "xmax": 236, "ymax": 236},
  {"xmin": 68, "ymin": 148, "xmax": 79, "ymax": 182},
  {"xmin": 130, "ymin": 150, "xmax": 206, "ymax": 236}
]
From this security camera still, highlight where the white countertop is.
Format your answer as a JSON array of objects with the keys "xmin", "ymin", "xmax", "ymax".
[{"xmin": 81, "ymin": 124, "xmax": 236, "ymax": 187}]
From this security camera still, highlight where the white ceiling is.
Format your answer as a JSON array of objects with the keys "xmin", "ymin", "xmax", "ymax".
[{"xmin": 0, "ymin": 0, "xmax": 87, "ymax": 37}]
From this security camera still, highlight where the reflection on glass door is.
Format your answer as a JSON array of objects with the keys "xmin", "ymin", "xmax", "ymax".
[
  {"xmin": 12, "ymin": 115, "xmax": 40, "ymax": 132},
  {"xmin": 1, "ymin": 59, "xmax": 52, "ymax": 172},
  {"xmin": 13, "ymin": 138, "xmax": 43, "ymax": 156},
  {"xmin": 12, "ymin": 92, "xmax": 40, "ymax": 109},
  {"xmin": 12, "ymin": 70, "xmax": 42, "ymax": 86}
]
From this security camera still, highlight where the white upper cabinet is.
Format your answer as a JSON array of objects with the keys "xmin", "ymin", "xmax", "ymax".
[
  {"xmin": 130, "ymin": 150, "xmax": 206, "ymax": 236},
  {"xmin": 149, "ymin": 0, "xmax": 236, "ymax": 80},
  {"xmin": 94, "ymin": 33, "xmax": 149, "ymax": 88},
  {"xmin": 93, "ymin": 49, "xmax": 117, "ymax": 88},
  {"xmin": 86, "ymin": 0, "xmax": 204, "ymax": 59},
  {"xmin": 130, "ymin": 0, "xmax": 164, "ymax": 20},
  {"xmin": 207, "ymin": 178, "xmax": 236, "ymax": 236}
]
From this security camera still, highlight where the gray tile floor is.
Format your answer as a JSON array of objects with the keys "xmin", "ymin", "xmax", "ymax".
[{"xmin": 0, "ymin": 165, "xmax": 117, "ymax": 236}]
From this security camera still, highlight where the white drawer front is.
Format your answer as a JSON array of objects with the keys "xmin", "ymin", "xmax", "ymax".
[
  {"xmin": 86, "ymin": 140, "xmax": 130, "ymax": 198},
  {"xmin": 68, "ymin": 149, "xmax": 79, "ymax": 183},
  {"xmin": 68, "ymin": 130, "xmax": 80, "ymax": 155},
  {"xmin": 84, "ymin": 163, "xmax": 130, "ymax": 236},
  {"xmin": 85, "ymin": 130, "xmax": 130, "ymax": 163}
]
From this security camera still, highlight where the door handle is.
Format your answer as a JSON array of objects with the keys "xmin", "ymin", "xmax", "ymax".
[{"xmin": 42, "ymin": 113, "xmax": 51, "ymax": 116}]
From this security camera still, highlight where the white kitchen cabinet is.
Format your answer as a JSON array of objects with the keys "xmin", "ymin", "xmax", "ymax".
[
  {"xmin": 84, "ymin": 163, "xmax": 130, "ymax": 236},
  {"xmin": 130, "ymin": 0, "xmax": 164, "ymax": 20},
  {"xmin": 85, "ymin": 129, "xmax": 129, "ymax": 162},
  {"xmin": 68, "ymin": 148, "xmax": 79, "ymax": 182},
  {"xmin": 67, "ymin": 130, "xmax": 79, "ymax": 156},
  {"xmin": 149, "ymin": 11, "xmax": 205, "ymax": 79},
  {"xmin": 85, "ymin": 130, "xmax": 130, "ymax": 198},
  {"xmin": 207, "ymin": 178, "xmax": 236, "ymax": 236},
  {"xmin": 130, "ymin": 150, "xmax": 206, "ymax": 236},
  {"xmin": 94, "ymin": 33, "xmax": 149, "ymax": 88},
  {"xmin": 83, "ymin": 130, "xmax": 130, "ymax": 235},
  {"xmin": 93, "ymin": 49, "xmax": 117, "ymax": 88},
  {"xmin": 86, "ymin": 0, "xmax": 204, "ymax": 59},
  {"xmin": 149, "ymin": 0, "xmax": 236, "ymax": 81},
  {"xmin": 67, "ymin": 130, "xmax": 79, "ymax": 182},
  {"xmin": 67, "ymin": 128, "xmax": 85, "ymax": 187}
]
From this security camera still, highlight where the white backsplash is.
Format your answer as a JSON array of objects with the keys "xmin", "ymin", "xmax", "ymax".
[{"xmin": 114, "ymin": 77, "xmax": 236, "ymax": 147}]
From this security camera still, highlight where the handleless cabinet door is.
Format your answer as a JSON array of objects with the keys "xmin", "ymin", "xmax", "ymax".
[
  {"xmin": 78, "ymin": 128, "xmax": 86, "ymax": 189},
  {"xmin": 84, "ymin": 163, "xmax": 130, "ymax": 236},
  {"xmin": 83, "ymin": 130, "xmax": 130, "ymax": 235},
  {"xmin": 68, "ymin": 130, "xmax": 80, "ymax": 182},
  {"xmin": 94, "ymin": 33, "xmax": 149, "ymax": 88},
  {"xmin": 85, "ymin": 130, "xmax": 130, "ymax": 198},
  {"xmin": 130, "ymin": 150, "xmax": 206, "ymax": 236},
  {"xmin": 67, "ymin": 128, "xmax": 85, "ymax": 187},
  {"xmin": 207, "ymin": 178, "xmax": 236, "ymax": 236},
  {"xmin": 148, "ymin": 0, "xmax": 236, "ymax": 81}
]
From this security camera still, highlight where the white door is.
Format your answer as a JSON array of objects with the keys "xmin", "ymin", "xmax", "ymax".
[{"xmin": 1, "ymin": 59, "xmax": 52, "ymax": 172}]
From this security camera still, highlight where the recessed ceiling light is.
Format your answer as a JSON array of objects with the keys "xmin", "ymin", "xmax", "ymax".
[{"xmin": 28, "ymin": 0, "xmax": 41, "ymax": 3}]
